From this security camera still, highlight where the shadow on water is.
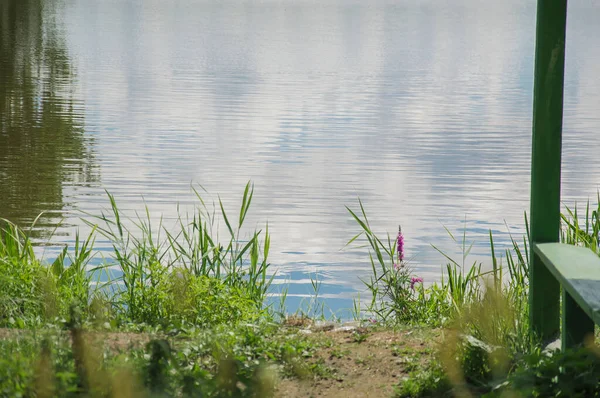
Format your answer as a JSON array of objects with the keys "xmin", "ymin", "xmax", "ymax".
[{"xmin": 0, "ymin": 0, "xmax": 97, "ymax": 236}]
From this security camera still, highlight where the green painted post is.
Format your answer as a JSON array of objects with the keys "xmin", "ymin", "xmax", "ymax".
[{"xmin": 529, "ymin": 0, "xmax": 568, "ymax": 342}]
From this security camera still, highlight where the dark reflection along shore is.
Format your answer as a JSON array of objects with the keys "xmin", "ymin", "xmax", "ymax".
[{"xmin": 0, "ymin": 0, "xmax": 97, "ymax": 234}]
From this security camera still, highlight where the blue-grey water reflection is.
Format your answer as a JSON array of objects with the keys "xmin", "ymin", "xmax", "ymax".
[{"xmin": 2, "ymin": 0, "xmax": 600, "ymax": 314}]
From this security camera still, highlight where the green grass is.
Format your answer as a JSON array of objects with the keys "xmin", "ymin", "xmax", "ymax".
[
  {"xmin": 2, "ymin": 184, "xmax": 600, "ymax": 396},
  {"xmin": 345, "ymin": 199, "xmax": 454, "ymax": 325},
  {"xmin": 0, "ymin": 182, "xmax": 273, "ymax": 330},
  {"xmin": 0, "ymin": 319, "xmax": 324, "ymax": 397},
  {"xmin": 345, "ymin": 199, "xmax": 529, "ymax": 328}
]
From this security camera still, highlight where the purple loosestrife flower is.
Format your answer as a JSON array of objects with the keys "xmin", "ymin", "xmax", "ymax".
[
  {"xmin": 397, "ymin": 226, "xmax": 405, "ymax": 263},
  {"xmin": 410, "ymin": 277, "xmax": 423, "ymax": 290}
]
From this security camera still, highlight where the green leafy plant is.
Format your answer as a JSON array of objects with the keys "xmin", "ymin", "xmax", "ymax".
[
  {"xmin": 495, "ymin": 347, "xmax": 600, "ymax": 397},
  {"xmin": 346, "ymin": 199, "xmax": 445, "ymax": 325}
]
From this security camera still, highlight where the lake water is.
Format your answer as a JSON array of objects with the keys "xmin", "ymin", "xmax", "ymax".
[{"xmin": 1, "ymin": 0, "xmax": 599, "ymax": 315}]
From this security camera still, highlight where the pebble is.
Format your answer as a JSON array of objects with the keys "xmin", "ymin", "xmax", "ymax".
[
  {"xmin": 297, "ymin": 320, "xmax": 366, "ymax": 333},
  {"xmin": 332, "ymin": 326, "xmax": 357, "ymax": 332},
  {"xmin": 543, "ymin": 339, "xmax": 561, "ymax": 355}
]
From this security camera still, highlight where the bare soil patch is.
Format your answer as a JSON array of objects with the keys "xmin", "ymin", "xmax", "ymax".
[{"xmin": 275, "ymin": 328, "xmax": 440, "ymax": 398}]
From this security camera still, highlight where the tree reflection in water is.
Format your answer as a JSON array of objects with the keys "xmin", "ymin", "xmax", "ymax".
[{"xmin": 0, "ymin": 0, "xmax": 97, "ymax": 237}]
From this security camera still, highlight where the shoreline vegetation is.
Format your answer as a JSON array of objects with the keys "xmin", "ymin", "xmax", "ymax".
[{"xmin": 1, "ymin": 183, "xmax": 600, "ymax": 397}]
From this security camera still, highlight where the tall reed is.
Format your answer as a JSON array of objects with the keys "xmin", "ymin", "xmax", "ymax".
[{"xmin": 0, "ymin": 182, "xmax": 274, "ymax": 328}]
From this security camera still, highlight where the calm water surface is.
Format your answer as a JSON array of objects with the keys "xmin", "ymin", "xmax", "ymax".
[{"xmin": 2, "ymin": 0, "xmax": 600, "ymax": 314}]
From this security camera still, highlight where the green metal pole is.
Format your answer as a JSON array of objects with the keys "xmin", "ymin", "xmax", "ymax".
[{"xmin": 529, "ymin": 0, "xmax": 568, "ymax": 342}]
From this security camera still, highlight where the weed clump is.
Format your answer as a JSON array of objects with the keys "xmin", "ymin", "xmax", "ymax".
[{"xmin": 0, "ymin": 182, "xmax": 272, "ymax": 329}]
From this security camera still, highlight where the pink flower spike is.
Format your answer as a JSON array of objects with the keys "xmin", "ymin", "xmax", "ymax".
[
  {"xmin": 397, "ymin": 226, "xmax": 404, "ymax": 263},
  {"xmin": 410, "ymin": 276, "xmax": 424, "ymax": 290}
]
